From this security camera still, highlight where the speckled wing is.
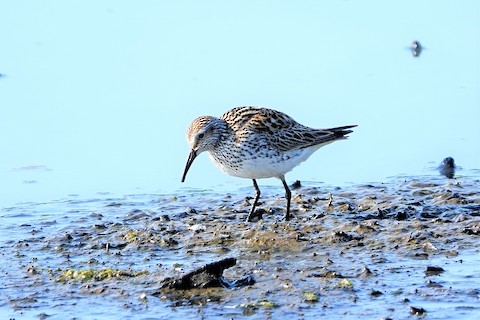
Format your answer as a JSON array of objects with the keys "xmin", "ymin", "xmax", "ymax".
[{"xmin": 221, "ymin": 106, "xmax": 356, "ymax": 152}]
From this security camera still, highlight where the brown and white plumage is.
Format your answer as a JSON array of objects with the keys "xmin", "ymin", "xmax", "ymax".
[{"xmin": 182, "ymin": 106, "xmax": 356, "ymax": 221}]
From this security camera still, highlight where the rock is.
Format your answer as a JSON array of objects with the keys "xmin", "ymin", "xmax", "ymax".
[
  {"xmin": 358, "ymin": 266, "xmax": 374, "ymax": 278},
  {"xmin": 463, "ymin": 226, "xmax": 480, "ymax": 235},
  {"xmin": 290, "ymin": 180, "xmax": 302, "ymax": 190},
  {"xmin": 370, "ymin": 289, "xmax": 383, "ymax": 297},
  {"xmin": 329, "ymin": 231, "xmax": 364, "ymax": 243},
  {"xmin": 439, "ymin": 157, "xmax": 455, "ymax": 179},
  {"xmin": 410, "ymin": 306, "xmax": 426, "ymax": 315},
  {"xmin": 37, "ymin": 313, "xmax": 50, "ymax": 320},
  {"xmin": 227, "ymin": 275, "xmax": 256, "ymax": 288},
  {"xmin": 27, "ymin": 266, "xmax": 38, "ymax": 275},
  {"xmin": 105, "ymin": 202, "xmax": 122, "ymax": 207},
  {"xmin": 396, "ymin": 211, "xmax": 408, "ymax": 220},
  {"xmin": 186, "ymin": 207, "xmax": 198, "ymax": 214},
  {"xmin": 247, "ymin": 208, "xmax": 266, "ymax": 222},
  {"xmin": 425, "ymin": 266, "xmax": 445, "ymax": 276},
  {"xmin": 175, "ymin": 212, "xmax": 190, "ymax": 219},
  {"xmin": 159, "ymin": 258, "xmax": 254, "ymax": 290},
  {"xmin": 426, "ymin": 279, "xmax": 443, "ymax": 288},
  {"xmin": 413, "ymin": 253, "xmax": 429, "ymax": 260},
  {"xmin": 158, "ymin": 214, "xmax": 171, "ymax": 222},
  {"xmin": 310, "ymin": 267, "xmax": 344, "ymax": 278}
]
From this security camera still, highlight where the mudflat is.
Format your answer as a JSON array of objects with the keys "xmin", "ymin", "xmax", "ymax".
[{"xmin": 1, "ymin": 176, "xmax": 479, "ymax": 319}]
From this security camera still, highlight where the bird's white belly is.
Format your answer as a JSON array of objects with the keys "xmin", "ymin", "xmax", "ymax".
[{"xmin": 208, "ymin": 143, "xmax": 329, "ymax": 179}]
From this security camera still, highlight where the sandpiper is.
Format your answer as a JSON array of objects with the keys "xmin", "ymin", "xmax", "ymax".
[{"xmin": 181, "ymin": 106, "xmax": 356, "ymax": 222}]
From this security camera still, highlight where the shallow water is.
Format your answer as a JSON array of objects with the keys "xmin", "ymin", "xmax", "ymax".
[{"xmin": 1, "ymin": 175, "xmax": 479, "ymax": 319}]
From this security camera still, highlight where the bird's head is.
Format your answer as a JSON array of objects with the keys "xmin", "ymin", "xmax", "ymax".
[{"xmin": 181, "ymin": 116, "xmax": 222, "ymax": 182}]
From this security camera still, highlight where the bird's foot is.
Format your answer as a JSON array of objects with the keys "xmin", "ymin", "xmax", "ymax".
[
  {"xmin": 284, "ymin": 212, "xmax": 292, "ymax": 221},
  {"xmin": 246, "ymin": 209, "xmax": 265, "ymax": 222}
]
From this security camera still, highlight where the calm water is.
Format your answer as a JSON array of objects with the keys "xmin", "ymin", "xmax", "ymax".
[{"xmin": 1, "ymin": 1, "xmax": 479, "ymax": 207}]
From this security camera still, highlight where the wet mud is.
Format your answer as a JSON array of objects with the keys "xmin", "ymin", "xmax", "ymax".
[{"xmin": 1, "ymin": 176, "xmax": 479, "ymax": 319}]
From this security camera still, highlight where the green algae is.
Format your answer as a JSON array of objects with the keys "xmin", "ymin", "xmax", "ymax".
[
  {"xmin": 303, "ymin": 292, "xmax": 319, "ymax": 302},
  {"xmin": 57, "ymin": 268, "xmax": 148, "ymax": 282}
]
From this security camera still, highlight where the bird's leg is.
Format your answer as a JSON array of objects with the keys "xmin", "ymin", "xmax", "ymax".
[
  {"xmin": 280, "ymin": 177, "xmax": 292, "ymax": 221},
  {"xmin": 246, "ymin": 179, "xmax": 261, "ymax": 222}
]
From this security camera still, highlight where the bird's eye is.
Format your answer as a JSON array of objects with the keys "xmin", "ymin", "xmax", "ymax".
[{"xmin": 198, "ymin": 133, "xmax": 205, "ymax": 139}]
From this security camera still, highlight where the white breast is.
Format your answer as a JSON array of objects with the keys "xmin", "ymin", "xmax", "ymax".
[{"xmin": 208, "ymin": 142, "xmax": 330, "ymax": 179}]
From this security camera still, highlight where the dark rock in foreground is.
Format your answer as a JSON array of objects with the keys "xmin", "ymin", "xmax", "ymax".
[{"xmin": 159, "ymin": 258, "xmax": 254, "ymax": 290}]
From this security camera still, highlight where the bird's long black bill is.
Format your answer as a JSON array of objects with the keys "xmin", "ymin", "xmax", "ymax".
[{"xmin": 181, "ymin": 150, "xmax": 197, "ymax": 182}]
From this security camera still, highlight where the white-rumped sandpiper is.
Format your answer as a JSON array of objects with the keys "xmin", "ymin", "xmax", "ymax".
[{"xmin": 182, "ymin": 106, "xmax": 356, "ymax": 222}]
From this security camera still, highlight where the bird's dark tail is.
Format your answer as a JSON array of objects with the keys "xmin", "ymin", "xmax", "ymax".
[{"xmin": 328, "ymin": 125, "xmax": 357, "ymax": 139}]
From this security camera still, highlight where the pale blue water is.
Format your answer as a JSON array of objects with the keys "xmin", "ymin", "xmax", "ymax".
[{"xmin": 0, "ymin": 1, "xmax": 479, "ymax": 207}]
